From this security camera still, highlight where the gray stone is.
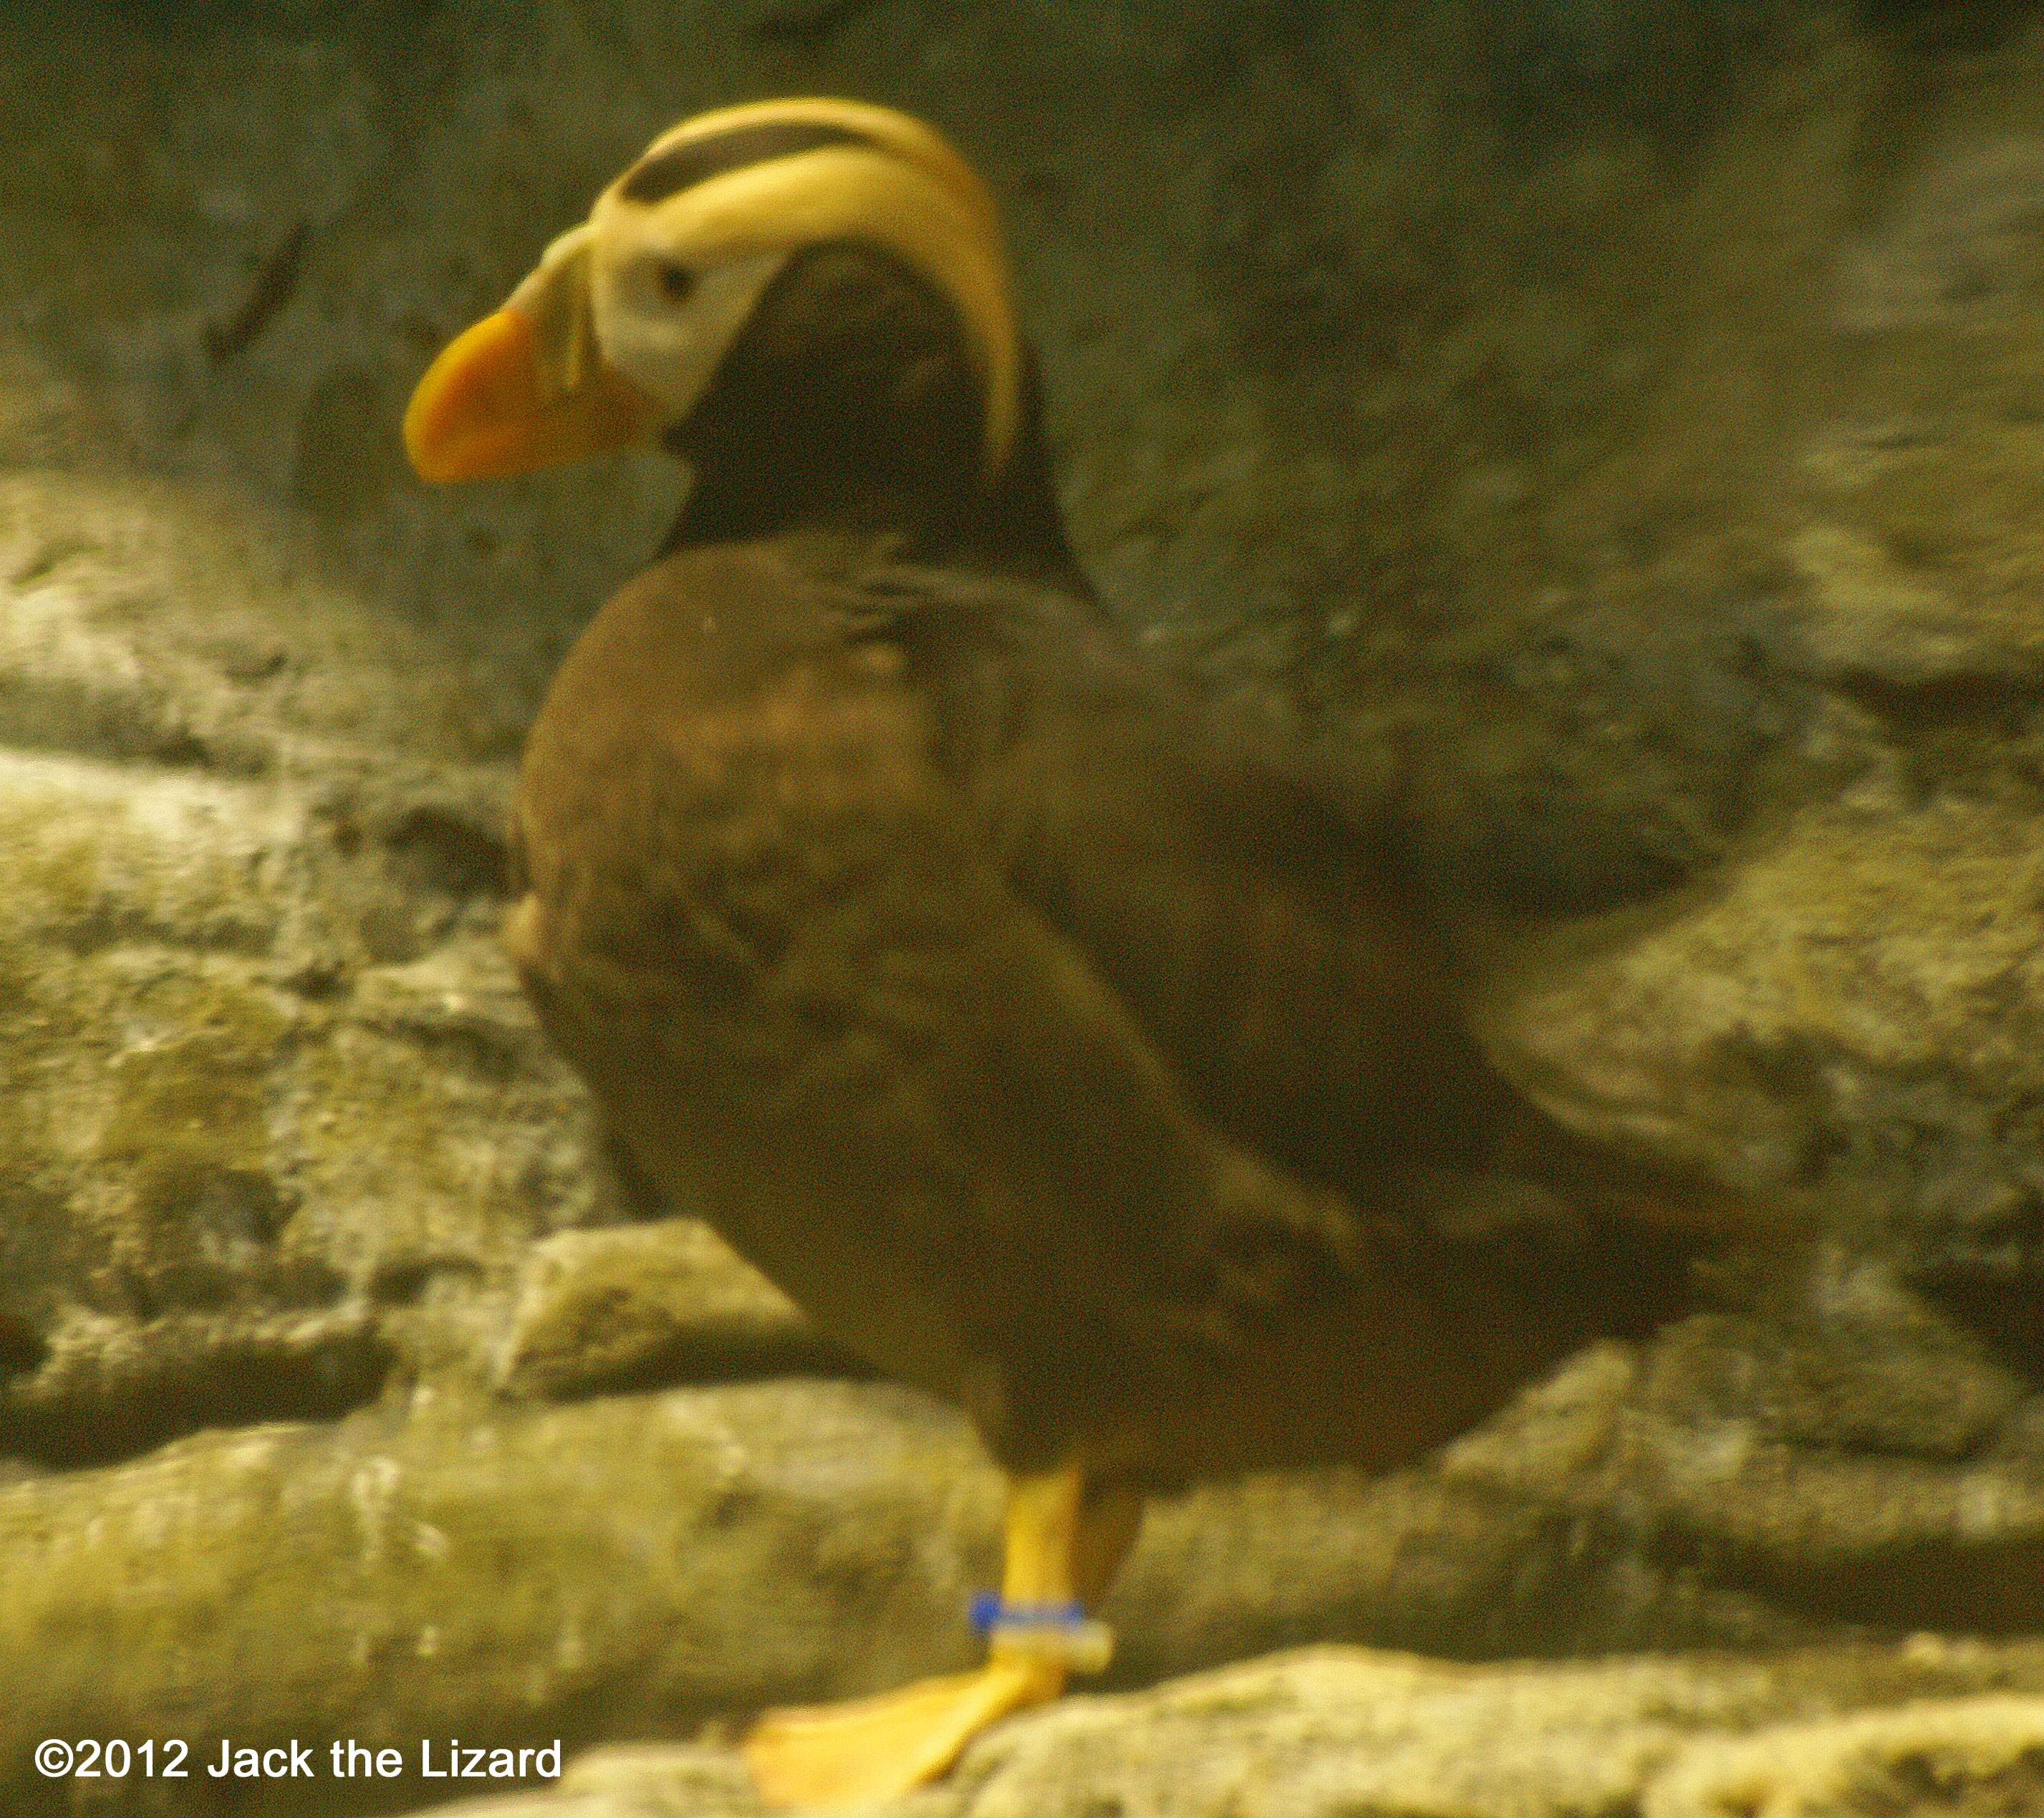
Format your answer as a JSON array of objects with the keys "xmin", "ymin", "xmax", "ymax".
[
  {"xmin": 0, "ymin": 1383, "xmax": 990, "ymax": 1817},
  {"xmin": 496, "ymin": 1224, "xmax": 863, "ymax": 1399},
  {"xmin": 1477, "ymin": 786, "xmax": 2044, "ymax": 1218},
  {"xmin": 399, "ymin": 1646, "xmax": 2044, "ymax": 1818},
  {"xmin": 1788, "ymin": 521, "xmax": 2044, "ymax": 689}
]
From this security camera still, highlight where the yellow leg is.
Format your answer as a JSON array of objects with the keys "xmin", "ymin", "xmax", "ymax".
[{"xmin": 742, "ymin": 1463, "xmax": 1142, "ymax": 1808}]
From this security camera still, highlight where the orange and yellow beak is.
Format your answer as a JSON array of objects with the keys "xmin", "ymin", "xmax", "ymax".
[{"xmin": 402, "ymin": 304, "xmax": 654, "ymax": 485}]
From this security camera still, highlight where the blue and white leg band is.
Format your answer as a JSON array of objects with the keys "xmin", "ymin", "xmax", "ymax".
[{"xmin": 969, "ymin": 1594, "xmax": 1114, "ymax": 1672}]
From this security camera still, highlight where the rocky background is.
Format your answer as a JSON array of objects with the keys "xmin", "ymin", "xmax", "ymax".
[{"xmin": 6, "ymin": 0, "xmax": 2044, "ymax": 1813}]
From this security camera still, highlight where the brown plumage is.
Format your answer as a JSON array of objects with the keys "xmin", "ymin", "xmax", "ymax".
[
  {"xmin": 507, "ymin": 537, "xmax": 1716, "ymax": 1480},
  {"xmin": 406, "ymin": 97, "xmax": 1741, "ymax": 1804}
]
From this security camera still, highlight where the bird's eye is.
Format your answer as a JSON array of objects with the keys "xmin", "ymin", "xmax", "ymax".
[{"xmin": 653, "ymin": 261, "xmax": 696, "ymax": 304}]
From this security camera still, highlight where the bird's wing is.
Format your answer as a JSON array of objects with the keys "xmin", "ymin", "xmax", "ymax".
[
  {"xmin": 842, "ymin": 564, "xmax": 1538, "ymax": 1187},
  {"xmin": 847, "ymin": 560, "xmax": 1757, "ymax": 1264},
  {"xmin": 508, "ymin": 544, "xmax": 1736, "ymax": 1472},
  {"xmin": 507, "ymin": 543, "xmax": 1334, "ymax": 1451}
]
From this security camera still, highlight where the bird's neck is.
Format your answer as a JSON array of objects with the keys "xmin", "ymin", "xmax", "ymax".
[{"xmin": 658, "ymin": 246, "xmax": 1091, "ymax": 593}]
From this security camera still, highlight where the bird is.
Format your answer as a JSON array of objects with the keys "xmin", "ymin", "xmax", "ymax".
[{"xmin": 402, "ymin": 96, "xmax": 1749, "ymax": 1807}]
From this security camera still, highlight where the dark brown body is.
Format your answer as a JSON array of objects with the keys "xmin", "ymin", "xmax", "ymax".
[
  {"xmin": 507, "ymin": 532, "xmax": 1724, "ymax": 1488},
  {"xmin": 408, "ymin": 109, "xmax": 1759, "ymax": 1802}
]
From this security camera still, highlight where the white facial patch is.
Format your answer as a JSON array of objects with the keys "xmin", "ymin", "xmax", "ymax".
[{"xmin": 585, "ymin": 202, "xmax": 789, "ymax": 423}]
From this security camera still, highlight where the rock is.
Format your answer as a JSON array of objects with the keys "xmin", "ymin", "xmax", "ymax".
[
  {"xmin": 397, "ymin": 1646, "xmax": 2044, "ymax": 1818},
  {"xmin": 4, "ymin": 1359, "xmax": 2000, "ymax": 1818},
  {"xmin": 425, "ymin": 1751, "xmax": 751, "ymax": 1818},
  {"xmin": 1788, "ymin": 521, "xmax": 2044, "ymax": 691},
  {"xmin": 0, "ymin": 721, "xmax": 598, "ymax": 1460},
  {"xmin": 1647, "ymin": 1690, "xmax": 2044, "ymax": 1818},
  {"xmin": 0, "ymin": 1382, "xmax": 994, "ymax": 1818},
  {"xmin": 1480, "ymin": 787, "xmax": 2044, "ymax": 1217},
  {"xmin": 495, "ymin": 1224, "xmax": 864, "ymax": 1399},
  {"xmin": 1833, "ymin": 138, "xmax": 2044, "ymax": 338},
  {"xmin": 0, "ymin": 1306, "xmax": 391, "ymax": 1467}
]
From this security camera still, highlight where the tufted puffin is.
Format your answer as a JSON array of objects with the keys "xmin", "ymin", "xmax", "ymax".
[{"xmin": 403, "ymin": 97, "xmax": 1746, "ymax": 1807}]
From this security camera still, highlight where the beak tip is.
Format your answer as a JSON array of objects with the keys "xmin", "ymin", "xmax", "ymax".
[
  {"xmin": 399, "ymin": 308, "xmax": 540, "ymax": 486},
  {"xmin": 400, "ymin": 416, "xmax": 448, "ymax": 486},
  {"xmin": 400, "ymin": 304, "xmax": 650, "ymax": 484},
  {"xmin": 402, "ymin": 418, "xmax": 469, "ymax": 486}
]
